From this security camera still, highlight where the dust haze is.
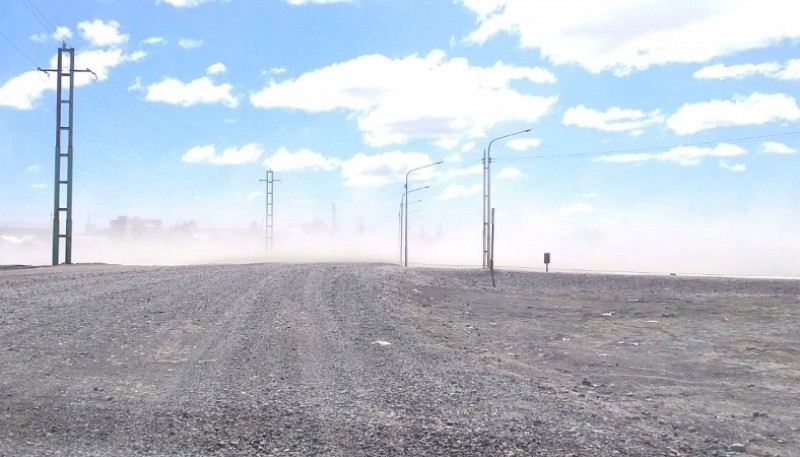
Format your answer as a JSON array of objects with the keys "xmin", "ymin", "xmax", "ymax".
[{"xmin": 2, "ymin": 209, "xmax": 799, "ymax": 278}]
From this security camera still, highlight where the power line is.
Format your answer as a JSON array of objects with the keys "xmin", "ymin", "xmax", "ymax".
[
  {"xmin": 22, "ymin": 0, "xmax": 57, "ymax": 36},
  {"xmin": 102, "ymin": 74, "xmax": 214, "ymax": 142},
  {"xmin": 492, "ymin": 129, "xmax": 800, "ymax": 162},
  {"xmin": 0, "ymin": 29, "xmax": 40, "ymax": 68},
  {"xmin": 81, "ymin": 90, "xmax": 174, "ymax": 139}
]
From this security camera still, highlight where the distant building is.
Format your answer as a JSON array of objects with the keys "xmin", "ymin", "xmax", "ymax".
[{"xmin": 109, "ymin": 216, "xmax": 163, "ymax": 238}]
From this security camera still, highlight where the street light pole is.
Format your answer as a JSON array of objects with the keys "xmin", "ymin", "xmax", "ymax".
[
  {"xmin": 400, "ymin": 186, "xmax": 430, "ymax": 265},
  {"xmin": 404, "ymin": 161, "xmax": 443, "ymax": 267},
  {"xmin": 483, "ymin": 128, "xmax": 531, "ymax": 268}
]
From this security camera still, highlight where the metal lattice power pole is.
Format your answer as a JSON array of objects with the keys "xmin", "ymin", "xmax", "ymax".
[
  {"xmin": 482, "ymin": 128, "xmax": 531, "ymax": 268},
  {"xmin": 259, "ymin": 170, "xmax": 280, "ymax": 251},
  {"xmin": 39, "ymin": 43, "xmax": 94, "ymax": 266}
]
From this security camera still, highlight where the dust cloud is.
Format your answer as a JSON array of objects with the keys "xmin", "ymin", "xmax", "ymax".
[{"xmin": 2, "ymin": 211, "xmax": 798, "ymax": 278}]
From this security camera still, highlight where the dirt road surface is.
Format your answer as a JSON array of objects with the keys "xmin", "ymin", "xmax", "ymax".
[{"xmin": 1, "ymin": 263, "xmax": 798, "ymax": 456}]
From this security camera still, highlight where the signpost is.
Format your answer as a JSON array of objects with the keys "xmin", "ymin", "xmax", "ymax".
[{"xmin": 544, "ymin": 252, "xmax": 551, "ymax": 273}]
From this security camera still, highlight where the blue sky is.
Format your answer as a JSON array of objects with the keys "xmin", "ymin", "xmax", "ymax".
[{"xmin": 1, "ymin": 0, "xmax": 799, "ymax": 274}]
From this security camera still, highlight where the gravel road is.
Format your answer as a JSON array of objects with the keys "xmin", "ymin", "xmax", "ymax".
[{"xmin": 1, "ymin": 263, "xmax": 798, "ymax": 456}]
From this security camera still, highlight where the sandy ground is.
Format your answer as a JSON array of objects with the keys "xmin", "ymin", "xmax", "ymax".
[{"xmin": 0, "ymin": 263, "xmax": 798, "ymax": 456}]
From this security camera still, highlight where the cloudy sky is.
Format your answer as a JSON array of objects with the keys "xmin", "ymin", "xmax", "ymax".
[{"xmin": 1, "ymin": 0, "xmax": 799, "ymax": 274}]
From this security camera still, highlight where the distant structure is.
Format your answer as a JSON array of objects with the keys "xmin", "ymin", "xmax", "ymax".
[{"xmin": 109, "ymin": 216, "xmax": 163, "ymax": 237}]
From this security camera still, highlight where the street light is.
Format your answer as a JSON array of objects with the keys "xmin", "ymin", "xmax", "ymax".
[
  {"xmin": 483, "ymin": 128, "xmax": 531, "ymax": 268},
  {"xmin": 405, "ymin": 161, "xmax": 443, "ymax": 267},
  {"xmin": 400, "ymin": 187, "xmax": 429, "ymax": 265}
]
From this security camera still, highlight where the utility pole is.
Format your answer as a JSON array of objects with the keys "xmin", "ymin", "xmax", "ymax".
[
  {"xmin": 259, "ymin": 170, "xmax": 280, "ymax": 251},
  {"xmin": 482, "ymin": 148, "xmax": 489, "ymax": 269},
  {"xmin": 399, "ymin": 201, "xmax": 403, "ymax": 265},
  {"xmin": 483, "ymin": 128, "xmax": 530, "ymax": 268},
  {"xmin": 39, "ymin": 42, "xmax": 95, "ymax": 266}
]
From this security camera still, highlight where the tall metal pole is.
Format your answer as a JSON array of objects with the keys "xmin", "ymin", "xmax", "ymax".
[
  {"xmin": 490, "ymin": 207, "xmax": 496, "ymax": 287},
  {"xmin": 259, "ymin": 170, "xmax": 280, "ymax": 251},
  {"xmin": 51, "ymin": 48, "xmax": 64, "ymax": 265},
  {"xmin": 39, "ymin": 43, "xmax": 94, "ymax": 265},
  {"xmin": 399, "ymin": 201, "xmax": 403, "ymax": 265},
  {"xmin": 404, "ymin": 162, "xmax": 442, "ymax": 267},
  {"xmin": 65, "ymin": 46, "xmax": 76, "ymax": 264},
  {"xmin": 483, "ymin": 128, "xmax": 531, "ymax": 268}
]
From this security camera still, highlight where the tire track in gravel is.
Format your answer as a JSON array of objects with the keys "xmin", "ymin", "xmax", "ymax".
[{"xmin": 7, "ymin": 263, "xmax": 784, "ymax": 456}]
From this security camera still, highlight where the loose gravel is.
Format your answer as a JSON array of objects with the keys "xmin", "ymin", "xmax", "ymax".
[{"xmin": 1, "ymin": 263, "xmax": 798, "ymax": 456}]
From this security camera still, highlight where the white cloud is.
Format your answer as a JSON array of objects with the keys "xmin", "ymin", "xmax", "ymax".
[
  {"xmin": 144, "ymin": 36, "xmax": 166, "ymax": 45},
  {"xmin": 27, "ymin": 164, "xmax": 41, "ymax": 173},
  {"xmin": 340, "ymin": 151, "xmax": 435, "ymax": 187},
  {"xmin": 719, "ymin": 160, "xmax": 746, "ymax": 172},
  {"xmin": 563, "ymin": 105, "xmax": 664, "ymax": 133},
  {"xmin": 668, "ymin": 93, "xmax": 800, "ymax": 135},
  {"xmin": 251, "ymin": 50, "xmax": 557, "ymax": 147},
  {"xmin": 460, "ymin": 141, "xmax": 476, "ymax": 153},
  {"xmin": 778, "ymin": 59, "xmax": 800, "ymax": 80},
  {"xmin": 560, "ymin": 203, "xmax": 597, "ymax": 215},
  {"xmin": 759, "ymin": 141, "xmax": 797, "ymax": 154},
  {"xmin": 459, "ymin": 0, "xmax": 800, "ymax": 75},
  {"xmin": 31, "ymin": 183, "xmax": 46, "ymax": 189},
  {"xmin": 33, "ymin": 27, "xmax": 73, "ymax": 43},
  {"xmin": 0, "ymin": 71, "xmax": 54, "ymax": 110},
  {"xmin": 146, "ymin": 77, "xmax": 238, "ymax": 107},
  {"xmin": 53, "ymin": 26, "xmax": 72, "ymax": 41},
  {"xmin": 444, "ymin": 153, "xmax": 463, "ymax": 163},
  {"xmin": 0, "ymin": 48, "xmax": 141, "ymax": 110},
  {"xmin": 440, "ymin": 183, "xmax": 482, "ymax": 200},
  {"xmin": 160, "ymin": 0, "xmax": 229, "ymax": 7},
  {"xmin": 506, "ymin": 138, "xmax": 541, "ymax": 151},
  {"xmin": 497, "ymin": 167, "xmax": 526, "ymax": 179},
  {"xmin": 78, "ymin": 20, "xmax": 128, "ymax": 47},
  {"xmin": 597, "ymin": 143, "xmax": 747, "ymax": 166},
  {"xmin": 247, "ymin": 191, "xmax": 264, "ymax": 200},
  {"xmin": 694, "ymin": 59, "xmax": 800, "ymax": 81},
  {"xmin": 285, "ymin": 0, "xmax": 353, "ymax": 4},
  {"xmin": 178, "ymin": 38, "xmax": 204, "ymax": 49},
  {"xmin": 128, "ymin": 50, "xmax": 147, "ymax": 62},
  {"xmin": 262, "ymin": 147, "xmax": 341, "ymax": 172},
  {"xmin": 262, "ymin": 67, "xmax": 287, "ymax": 75},
  {"xmin": 128, "ymin": 76, "xmax": 143, "ymax": 92},
  {"xmin": 207, "ymin": 62, "xmax": 226, "ymax": 74},
  {"xmin": 182, "ymin": 143, "xmax": 263, "ymax": 165},
  {"xmin": 694, "ymin": 62, "xmax": 781, "ymax": 80}
]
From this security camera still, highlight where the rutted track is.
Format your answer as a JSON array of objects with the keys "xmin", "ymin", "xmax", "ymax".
[{"xmin": 1, "ymin": 263, "xmax": 798, "ymax": 456}]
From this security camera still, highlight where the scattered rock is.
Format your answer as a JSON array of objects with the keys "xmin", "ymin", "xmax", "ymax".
[
  {"xmin": 728, "ymin": 443, "xmax": 746, "ymax": 453},
  {"xmin": 371, "ymin": 340, "xmax": 392, "ymax": 346},
  {"xmin": 581, "ymin": 379, "xmax": 593, "ymax": 387}
]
